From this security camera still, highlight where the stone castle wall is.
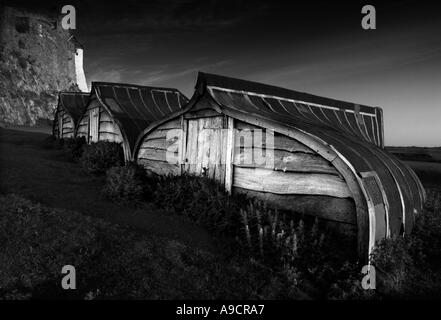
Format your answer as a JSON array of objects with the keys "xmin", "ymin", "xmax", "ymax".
[{"xmin": 0, "ymin": 5, "xmax": 84, "ymax": 126}]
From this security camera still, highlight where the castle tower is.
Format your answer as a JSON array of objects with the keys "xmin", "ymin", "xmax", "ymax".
[
  {"xmin": 0, "ymin": 5, "xmax": 87, "ymax": 126},
  {"xmin": 69, "ymin": 35, "xmax": 89, "ymax": 92}
]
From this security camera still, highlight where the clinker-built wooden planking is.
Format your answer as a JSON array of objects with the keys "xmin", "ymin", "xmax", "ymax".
[{"xmin": 133, "ymin": 72, "xmax": 426, "ymax": 261}]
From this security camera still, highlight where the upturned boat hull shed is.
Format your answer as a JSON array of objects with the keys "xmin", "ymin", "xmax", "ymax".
[
  {"xmin": 133, "ymin": 72, "xmax": 425, "ymax": 259},
  {"xmin": 53, "ymin": 92, "xmax": 89, "ymax": 139},
  {"xmin": 76, "ymin": 82, "xmax": 188, "ymax": 160}
]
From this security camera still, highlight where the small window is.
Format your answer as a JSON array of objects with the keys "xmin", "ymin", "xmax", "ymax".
[{"xmin": 15, "ymin": 17, "xmax": 30, "ymax": 33}]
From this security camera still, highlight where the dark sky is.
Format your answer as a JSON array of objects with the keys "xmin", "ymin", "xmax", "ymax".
[{"xmin": 10, "ymin": 0, "xmax": 441, "ymax": 146}]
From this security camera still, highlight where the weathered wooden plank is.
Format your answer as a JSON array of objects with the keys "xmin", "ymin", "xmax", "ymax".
[
  {"xmin": 224, "ymin": 117, "xmax": 235, "ymax": 192},
  {"xmin": 184, "ymin": 117, "xmax": 226, "ymax": 175},
  {"xmin": 233, "ymin": 167, "xmax": 351, "ymax": 198},
  {"xmin": 138, "ymin": 159, "xmax": 180, "ymax": 176},
  {"xmin": 203, "ymin": 116, "xmax": 224, "ymax": 129},
  {"xmin": 138, "ymin": 148, "xmax": 166, "ymax": 162},
  {"xmin": 76, "ymin": 130, "xmax": 88, "ymax": 137},
  {"xmin": 144, "ymin": 129, "xmax": 174, "ymax": 141},
  {"xmin": 99, "ymin": 111, "xmax": 113, "ymax": 122},
  {"xmin": 78, "ymin": 116, "xmax": 89, "ymax": 126},
  {"xmin": 138, "ymin": 148, "xmax": 180, "ymax": 164},
  {"xmin": 233, "ymin": 148, "xmax": 338, "ymax": 174},
  {"xmin": 62, "ymin": 124, "xmax": 74, "ymax": 131},
  {"xmin": 234, "ymin": 187, "xmax": 356, "ymax": 224},
  {"xmin": 180, "ymin": 116, "xmax": 229, "ymax": 185},
  {"xmin": 99, "ymin": 132, "xmax": 122, "ymax": 143},
  {"xmin": 225, "ymin": 109, "xmax": 338, "ymax": 161},
  {"xmin": 62, "ymin": 132, "xmax": 74, "ymax": 138},
  {"xmin": 99, "ymin": 120, "xmax": 114, "ymax": 125},
  {"xmin": 77, "ymin": 123, "xmax": 88, "ymax": 131},
  {"xmin": 195, "ymin": 118, "xmax": 205, "ymax": 174},
  {"xmin": 207, "ymin": 164, "xmax": 226, "ymax": 184},
  {"xmin": 234, "ymin": 129, "xmax": 314, "ymax": 154},
  {"xmin": 200, "ymin": 120, "xmax": 212, "ymax": 170},
  {"xmin": 272, "ymin": 134, "xmax": 314, "ymax": 154},
  {"xmin": 62, "ymin": 118, "xmax": 73, "ymax": 126},
  {"xmin": 62, "ymin": 129, "xmax": 74, "ymax": 135},
  {"xmin": 179, "ymin": 116, "xmax": 187, "ymax": 174},
  {"xmin": 90, "ymin": 108, "xmax": 100, "ymax": 143},
  {"xmin": 141, "ymin": 136, "xmax": 179, "ymax": 151},
  {"xmin": 99, "ymin": 122, "xmax": 119, "ymax": 134},
  {"xmin": 185, "ymin": 119, "xmax": 200, "ymax": 173}
]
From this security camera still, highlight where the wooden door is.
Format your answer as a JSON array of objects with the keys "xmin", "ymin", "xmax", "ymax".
[
  {"xmin": 184, "ymin": 116, "xmax": 228, "ymax": 185},
  {"xmin": 89, "ymin": 108, "xmax": 100, "ymax": 143}
]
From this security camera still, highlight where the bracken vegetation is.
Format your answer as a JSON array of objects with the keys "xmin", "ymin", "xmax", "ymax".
[
  {"xmin": 79, "ymin": 141, "xmax": 124, "ymax": 174},
  {"xmin": 151, "ymin": 175, "xmax": 441, "ymax": 299},
  {"xmin": 101, "ymin": 171, "xmax": 441, "ymax": 299},
  {"xmin": 102, "ymin": 163, "xmax": 152, "ymax": 204},
  {"xmin": 62, "ymin": 136, "xmax": 87, "ymax": 160},
  {"xmin": 0, "ymin": 194, "xmax": 288, "ymax": 300},
  {"xmin": 2, "ymin": 134, "xmax": 440, "ymax": 299}
]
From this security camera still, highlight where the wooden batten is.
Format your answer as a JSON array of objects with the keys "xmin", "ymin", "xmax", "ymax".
[
  {"xmin": 99, "ymin": 121, "xmax": 118, "ymax": 134},
  {"xmin": 235, "ymin": 187, "xmax": 356, "ymax": 224},
  {"xmin": 179, "ymin": 115, "xmax": 187, "ymax": 174},
  {"xmin": 138, "ymin": 148, "xmax": 167, "ymax": 163},
  {"xmin": 76, "ymin": 120, "xmax": 88, "ymax": 136},
  {"xmin": 143, "ymin": 129, "xmax": 169, "ymax": 141},
  {"xmin": 233, "ymin": 147, "xmax": 339, "ymax": 175},
  {"xmin": 225, "ymin": 109, "xmax": 339, "ymax": 162},
  {"xmin": 137, "ymin": 118, "xmax": 183, "ymax": 168},
  {"xmin": 141, "ymin": 136, "xmax": 180, "ymax": 151},
  {"xmin": 224, "ymin": 117, "xmax": 235, "ymax": 193},
  {"xmin": 233, "ymin": 167, "xmax": 352, "ymax": 198},
  {"xmin": 98, "ymin": 132, "xmax": 121, "ymax": 142},
  {"xmin": 234, "ymin": 122, "xmax": 315, "ymax": 154}
]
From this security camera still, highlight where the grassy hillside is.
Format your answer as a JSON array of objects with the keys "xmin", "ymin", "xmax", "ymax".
[
  {"xmin": 0, "ymin": 127, "xmax": 216, "ymax": 252},
  {"xmin": 1, "ymin": 128, "xmax": 440, "ymax": 299}
]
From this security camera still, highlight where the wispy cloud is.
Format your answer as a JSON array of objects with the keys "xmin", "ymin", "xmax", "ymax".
[
  {"xmin": 87, "ymin": 68, "xmax": 123, "ymax": 86},
  {"xmin": 77, "ymin": 0, "xmax": 269, "ymax": 37},
  {"xmin": 138, "ymin": 59, "xmax": 233, "ymax": 85}
]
